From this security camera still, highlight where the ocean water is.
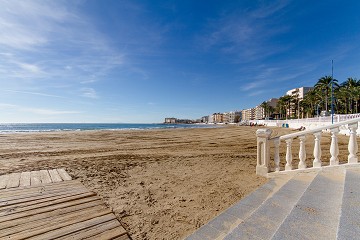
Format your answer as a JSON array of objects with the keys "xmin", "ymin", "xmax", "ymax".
[{"xmin": 0, "ymin": 123, "xmax": 215, "ymax": 133}]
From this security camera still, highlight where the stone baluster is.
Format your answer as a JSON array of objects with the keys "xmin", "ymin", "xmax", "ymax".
[
  {"xmin": 256, "ymin": 129, "xmax": 273, "ymax": 176},
  {"xmin": 330, "ymin": 127, "xmax": 339, "ymax": 166},
  {"xmin": 285, "ymin": 139, "xmax": 293, "ymax": 171},
  {"xmin": 313, "ymin": 132, "xmax": 322, "ymax": 167},
  {"xmin": 273, "ymin": 138, "xmax": 280, "ymax": 172},
  {"xmin": 348, "ymin": 123, "xmax": 358, "ymax": 164},
  {"xmin": 298, "ymin": 135, "xmax": 306, "ymax": 169}
]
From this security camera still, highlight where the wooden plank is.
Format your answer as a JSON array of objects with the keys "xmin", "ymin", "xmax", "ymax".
[
  {"xmin": 55, "ymin": 219, "xmax": 122, "ymax": 240},
  {"xmin": 86, "ymin": 225, "xmax": 129, "ymax": 240},
  {"xmin": 30, "ymin": 171, "xmax": 42, "ymax": 186},
  {"xmin": 0, "ymin": 180, "xmax": 82, "ymax": 196},
  {"xmin": 7, "ymin": 207, "xmax": 112, "ymax": 239},
  {"xmin": 28, "ymin": 213, "xmax": 117, "ymax": 240},
  {"xmin": 1, "ymin": 200, "xmax": 103, "ymax": 230},
  {"xmin": 0, "ymin": 192, "xmax": 97, "ymax": 221},
  {"xmin": 48, "ymin": 169, "xmax": 62, "ymax": 182},
  {"xmin": 1, "ymin": 187, "xmax": 89, "ymax": 208},
  {"xmin": 0, "ymin": 181, "xmax": 88, "ymax": 202},
  {"xmin": 1, "ymin": 205, "xmax": 110, "ymax": 238},
  {"xmin": 19, "ymin": 171, "xmax": 31, "ymax": 187},
  {"xmin": 6, "ymin": 172, "xmax": 21, "ymax": 188},
  {"xmin": 57, "ymin": 168, "xmax": 72, "ymax": 181},
  {"xmin": 0, "ymin": 174, "xmax": 9, "ymax": 189},
  {"xmin": 39, "ymin": 170, "xmax": 52, "ymax": 184}
]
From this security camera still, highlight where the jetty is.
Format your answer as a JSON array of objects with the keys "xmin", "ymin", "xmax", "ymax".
[{"xmin": 0, "ymin": 169, "xmax": 130, "ymax": 240}]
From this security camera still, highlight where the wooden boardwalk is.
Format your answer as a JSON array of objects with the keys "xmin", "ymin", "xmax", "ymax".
[{"xmin": 0, "ymin": 169, "xmax": 130, "ymax": 240}]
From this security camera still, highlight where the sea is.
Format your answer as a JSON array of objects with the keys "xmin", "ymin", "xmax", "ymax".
[{"xmin": 0, "ymin": 123, "xmax": 216, "ymax": 134}]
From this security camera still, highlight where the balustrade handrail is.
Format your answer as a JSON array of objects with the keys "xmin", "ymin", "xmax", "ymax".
[
  {"xmin": 255, "ymin": 117, "xmax": 360, "ymax": 177},
  {"xmin": 279, "ymin": 117, "xmax": 360, "ymax": 140}
]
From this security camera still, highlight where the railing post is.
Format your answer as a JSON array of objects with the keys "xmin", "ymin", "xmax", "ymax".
[
  {"xmin": 330, "ymin": 127, "xmax": 339, "ymax": 166},
  {"xmin": 256, "ymin": 129, "xmax": 272, "ymax": 176},
  {"xmin": 273, "ymin": 137, "xmax": 280, "ymax": 172},
  {"xmin": 298, "ymin": 135, "xmax": 307, "ymax": 169},
  {"xmin": 313, "ymin": 132, "xmax": 322, "ymax": 167},
  {"xmin": 285, "ymin": 138, "xmax": 293, "ymax": 171},
  {"xmin": 348, "ymin": 123, "xmax": 358, "ymax": 164}
]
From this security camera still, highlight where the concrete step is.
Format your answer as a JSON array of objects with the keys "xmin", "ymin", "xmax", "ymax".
[
  {"xmin": 223, "ymin": 172, "xmax": 317, "ymax": 240},
  {"xmin": 272, "ymin": 169, "xmax": 345, "ymax": 240},
  {"xmin": 185, "ymin": 175, "xmax": 292, "ymax": 240},
  {"xmin": 337, "ymin": 168, "xmax": 360, "ymax": 239}
]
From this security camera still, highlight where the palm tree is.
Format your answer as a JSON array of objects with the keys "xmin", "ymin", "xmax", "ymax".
[
  {"xmin": 302, "ymin": 89, "xmax": 319, "ymax": 118},
  {"xmin": 260, "ymin": 101, "xmax": 269, "ymax": 119},
  {"xmin": 341, "ymin": 77, "xmax": 360, "ymax": 113},
  {"xmin": 280, "ymin": 95, "xmax": 293, "ymax": 119},
  {"xmin": 314, "ymin": 76, "xmax": 339, "ymax": 112}
]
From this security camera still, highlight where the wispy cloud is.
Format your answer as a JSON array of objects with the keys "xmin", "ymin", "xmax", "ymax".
[
  {"xmin": 4, "ymin": 90, "xmax": 66, "ymax": 99},
  {"xmin": 248, "ymin": 90, "xmax": 265, "ymax": 97},
  {"xmin": 0, "ymin": 0, "xmax": 124, "ymax": 84},
  {"xmin": 0, "ymin": 102, "xmax": 80, "ymax": 115},
  {"xmin": 22, "ymin": 108, "xmax": 80, "ymax": 115},
  {"xmin": 81, "ymin": 88, "xmax": 98, "ymax": 99},
  {"xmin": 202, "ymin": 0, "xmax": 291, "ymax": 62}
]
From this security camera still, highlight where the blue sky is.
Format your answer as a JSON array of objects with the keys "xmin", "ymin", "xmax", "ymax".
[{"xmin": 1, "ymin": 0, "xmax": 360, "ymax": 123}]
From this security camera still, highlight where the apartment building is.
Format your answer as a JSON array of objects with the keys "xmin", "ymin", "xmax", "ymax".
[{"xmin": 241, "ymin": 108, "xmax": 255, "ymax": 121}]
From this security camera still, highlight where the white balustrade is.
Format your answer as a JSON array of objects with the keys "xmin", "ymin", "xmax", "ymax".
[
  {"xmin": 348, "ymin": 123, "xmax": 358, "ymax": 164},
  {"xmin": 330, "ymin": 127, "xmax": 339, "ymax": 166},
  {"xmin": 298, "ymin": 136, "xmax": 306, "ymax": 169},
  {"xmin": 273, "ymin": 138, "xmax": 280, "ymax": 172},
  {"xmin": 313, "ymin": 132, "xmax": 322, "ymax": 168},
  {"xmin": 285, "ymin": 139, "xmax": 293, "ymax": 171},
  {"xmin": 255, "ymin": 117, "xmax": 360, "ymax": 176}
]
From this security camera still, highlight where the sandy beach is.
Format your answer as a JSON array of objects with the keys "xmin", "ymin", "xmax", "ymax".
[{"xmin": 0, "ymin": 126, "xmax": 356, "ymax": 239}]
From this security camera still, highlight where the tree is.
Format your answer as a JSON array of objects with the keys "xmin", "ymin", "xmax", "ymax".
[
  {"xmin": 314, "ymin": 76, "xmax": 339, "ymax": 112},
  {"xmin": 341, "ymin": 77, "xmax": 360, "ymax": 113},
  {"xmin": 260, "ymin": 101, "xmax": 269, "ymax": 118}
]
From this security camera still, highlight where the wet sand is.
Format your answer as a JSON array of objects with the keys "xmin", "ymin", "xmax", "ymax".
[{"xmin": 0, "ymin": 126, "xmax": 355, "ymax": 239}]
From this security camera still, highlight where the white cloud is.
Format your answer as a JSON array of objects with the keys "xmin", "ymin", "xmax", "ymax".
[
  {"xmin": 248, "ymin": 90, "xmax": 265, "ymax": 97},
  {"xmin": 81, "ymin": 88, "xmax": 98, "ymax": 99},
  {"xmin": 4, "ymin": 90, "xmax": 66, "ymax": 99},
  {"xmin": 202, "ymin": 0, "xmax": 291, "ymax": 61},
  {"xmin": 0, "ymin": 102, "xmax": 80, "ymax": 115},
  {"xmin": 0, "ymin": 0, "xmax": 124, "ymax": 84},
  {"xmin": 22, "ymin": 108, "xmax": 80, "ymax": 115}
]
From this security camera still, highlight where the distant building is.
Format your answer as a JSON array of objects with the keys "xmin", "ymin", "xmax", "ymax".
[
  {"xmin": 286, "ymin": 87, "xmax": 313, "ymax": 99},
  {"xmin": 286, "ymin": 87, "xmax": 313, "ymax": 117},
  {"xmin": 228, "ymin": 111, "xmax": 241, "ymax": 123},
  {"xmin": 242, "ymin": 108, "xmax": 255, "ymax": 121},
  {"xmin": 164, "ymin": 118, "xmax": 176, "ymax": 124},
  {"xmin": 254, "ymin": 98, "xmax": 279, "ymax": 120},
  {"xmin": 212, "ymin": 113, "xmax": 224, "ymax": 123},
  {"xmin": 223, "ymin": 112, "xmax": 230, "ymax": 123},
  {"xmin": 201, "ymin": 116, "xmax": 209, "ymax": 123},
  {"xmin": 255, "ymin": 105, "xmax": 264, "ymax": 120},
  {"xmin": 208, "ymin": 114, "xmax": 214, "ymax": 123}
]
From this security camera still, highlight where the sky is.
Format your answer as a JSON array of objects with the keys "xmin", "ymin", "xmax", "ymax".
[{"xmin": 1, "ymin": 0, "xmax": 360, "ymax": 123}]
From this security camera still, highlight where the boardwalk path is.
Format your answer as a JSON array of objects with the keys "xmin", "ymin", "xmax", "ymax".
[{"xmin": 0, "ymin": 169, "xmax": 130, "ymax": 240}]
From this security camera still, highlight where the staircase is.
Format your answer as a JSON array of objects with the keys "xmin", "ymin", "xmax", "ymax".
[{"xmin": 185, "ymin": 165, "xmax": 360, "ymax": 240}]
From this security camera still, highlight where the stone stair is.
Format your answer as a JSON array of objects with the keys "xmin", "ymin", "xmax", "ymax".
[{"xmin": 185, "ymin": 166, "xmax": 360, "ymax": 240}]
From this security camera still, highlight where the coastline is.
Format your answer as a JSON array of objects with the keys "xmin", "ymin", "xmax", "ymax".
[{"xmin": 1, "ymin": 125, "xmax": 349, "ymax": 239}]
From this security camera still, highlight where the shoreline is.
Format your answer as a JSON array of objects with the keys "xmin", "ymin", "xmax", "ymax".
[{"xmin": 0, "ymin": 123, "xmax": 220, "ymax": 134}]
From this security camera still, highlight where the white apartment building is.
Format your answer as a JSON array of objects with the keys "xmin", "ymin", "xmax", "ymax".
[{"xmin": 286, "ymin": 87, "xmax": 313, "ymax": 100}]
